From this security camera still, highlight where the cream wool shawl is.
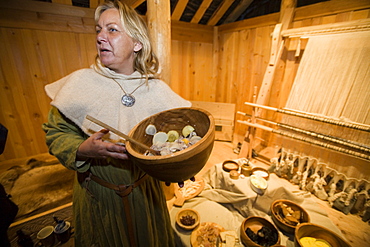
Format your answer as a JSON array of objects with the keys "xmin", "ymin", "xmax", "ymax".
[{"xmin": 45, "ymin": 64, "xmax": 191, "ymax": 141}]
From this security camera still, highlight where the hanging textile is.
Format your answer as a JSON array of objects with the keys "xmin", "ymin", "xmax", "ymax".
[{"xmin": 285, "ymin": 31, "xmax": 370, "ymax": 124}]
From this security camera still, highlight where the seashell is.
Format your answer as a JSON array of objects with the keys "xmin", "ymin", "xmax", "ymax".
[
  {"xmin": 169, "ymin": 142, "xmax": 181, "ymax": 152},
  {"xmin": 145, "ymin": 124, "xmax": 157, "ymax": 135},
  {"xmin": 182, "ymin": 125, "xmax": 195, "ymax": 137},
  {"xmin": 190, "ymin": 135, "xmax": 201, "ymax": 145},
  {"xmin": 152, "ymin": 132, "xmax": 168, "ymax": 145},
  {"xmin": 182, "ymin": 138, "xmax": 190, "ymax": 145},
  {"xmin": 167, "ymin": 130, "xmax": 179, "ymax": 142},
  {"xmin": 160, "ymin": 146, "xmax": 172, "ymax": 156}
]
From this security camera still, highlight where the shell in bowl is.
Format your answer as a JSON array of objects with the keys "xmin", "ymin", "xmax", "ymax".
[
  {"xmin": 240, "ymin": 216, "xmax": 281, "ymax": 247},
  {"xmin": 271, "ymin": 199, "xmax": 310, "ymax": 235},
  {"xmin": 176, "ymin": 208, "xmax": 200, "ymax": 230},
  {"xmin": 295, "ymin": 223, "xmax": 351, "ymax": 247},
  {"xmin": 126, "ymin": 107, "xmax": 215, "ymax": 183}
]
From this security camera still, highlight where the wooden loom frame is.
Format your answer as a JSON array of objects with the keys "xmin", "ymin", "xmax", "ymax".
[{"xmin": 239, "ymin": 17, "xmax": 370, "ymax": 161}]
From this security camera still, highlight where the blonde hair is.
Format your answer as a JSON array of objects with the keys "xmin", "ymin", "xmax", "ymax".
[{"xmin": 95, "ymin": 0, "xmax": 159, "ymax": 80}]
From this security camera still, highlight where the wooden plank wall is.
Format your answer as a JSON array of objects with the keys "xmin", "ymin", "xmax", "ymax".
[
  {"xmin": 0, "ymin": 0, "xmax": 369, "ymax": 162},
  {"xmin": 0, "ymin": 1, "xmax": 98, "ymax": 161},
  {"xmin": 0, "ymin": 0, "xmax": 215, "ymax": 161}
]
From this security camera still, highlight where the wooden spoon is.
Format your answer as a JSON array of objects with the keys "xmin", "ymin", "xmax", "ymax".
[
  {"xmin": 86, "ymin": 115, "xmax": 160, "ymax": 155},
  {"xmin": 174, "ymin": 187, "xmax": 186, "ymax": 207}
]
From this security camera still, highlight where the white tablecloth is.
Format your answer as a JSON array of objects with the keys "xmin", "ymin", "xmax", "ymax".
[{"xmin": 170, "ymin": 162, "xmax": 345, "ymax": 247}]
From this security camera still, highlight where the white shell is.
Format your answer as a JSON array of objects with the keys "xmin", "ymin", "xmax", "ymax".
[
  {"xmin": 152, "ymin": 132, "xmax": 168, "ymax": 145},
  {"xmin": 169, "ymin": 142, "xmax": 181, "ymax": 152},
  {"xmin": 145, "ymin": 124, "xmax": 157, "ymax": 135},
  {"xmin": 190, "ymin": 135, "xmax": 202, "ymax": 145}
]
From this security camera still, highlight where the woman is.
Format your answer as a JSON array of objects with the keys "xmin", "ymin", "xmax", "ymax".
[{"xmin": 42, "ymin": 1, "xmax": 190, "ymax": 246}]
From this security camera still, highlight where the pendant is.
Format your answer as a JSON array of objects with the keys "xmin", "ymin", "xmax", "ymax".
[{"xmin": 121, "ymin": 94, "xmax": 135, "ymax": 107}]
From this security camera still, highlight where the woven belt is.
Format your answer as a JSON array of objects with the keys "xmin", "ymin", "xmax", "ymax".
[{"xmin": 82, "ymin": 171, "xmax": 149, "ymax": 247}]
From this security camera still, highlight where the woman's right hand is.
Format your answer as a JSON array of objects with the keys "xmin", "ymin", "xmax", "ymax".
[{"xmin": 76, "ymin": 129, "xmax": 129, "ymax": 161}]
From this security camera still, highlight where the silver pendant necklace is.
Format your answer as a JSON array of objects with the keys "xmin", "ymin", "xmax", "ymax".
[{"xmin": 112, "ymin": 78, "xmax": 146, "ymax": 107}]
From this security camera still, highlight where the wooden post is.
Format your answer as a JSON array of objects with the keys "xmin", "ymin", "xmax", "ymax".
[
  {"xmin": 279, "ymin": 0, "xmax": 296, "ymax": 30},
  {"xmin": 239, "ymin": 86, "xmax": 258, "ymax": 159},
  {"xmin": 255, "ymin": 0, "xmax": 296, "ymax": 117},
  {"xmin": 146, "ymin": 0, "xmax": 172, "ymax": 85},
  {"xmin": 146, "ymin": 0, "xmax": 174, "ymax": 198},
  {"xmin": 247, "ymin": 86, "xmax": 258, "ymax": 159}
]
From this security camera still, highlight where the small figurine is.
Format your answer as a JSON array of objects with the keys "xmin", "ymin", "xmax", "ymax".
[{"xmin": 300, "ymin": 170, "xmax": 309, "ymax": 191}]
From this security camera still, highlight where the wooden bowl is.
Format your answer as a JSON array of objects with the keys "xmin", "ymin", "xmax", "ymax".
[
  {"xmin": 126, "ymin": 107, "xmax": 215, "ymax": 182},
  {"xmin": 175, "ymin": 208, "xmax": 200, "ymax": 230},
  {"xmin": 240, "ymin": 216, "xmax": 281, "ymax": 247},
  {"xmin": 222, "ymin": 160, "xmax": 239, "ymax": 172},
  {"xmin": 251, "ymin": 167, "xmax": 270, "ymax": 180},
  {"xmin": 271, "ymin": 199, "xmax": 310, "ymax": 235},
  {"xmin": 295, "ymin": 223, "xmax": 351, "ymax": 247}
]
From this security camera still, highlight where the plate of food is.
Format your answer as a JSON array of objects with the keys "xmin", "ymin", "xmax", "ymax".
[{"xmin": 190, "ymin": 222, "xmax": 225, "ymax": 247}]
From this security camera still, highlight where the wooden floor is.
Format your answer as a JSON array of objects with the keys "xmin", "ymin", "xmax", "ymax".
[{"xmin": 201, "ymin": 141, "xmax": 370, "ymax": 247}]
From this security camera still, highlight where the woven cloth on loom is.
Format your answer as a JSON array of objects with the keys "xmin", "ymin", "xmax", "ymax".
[
  {"xmin": 286, "ymin": 31, "xmax": 370, "ymax": 124},
  {"xmin": 279, "ymin": 31, "xmax": 370, "ymax": 179}
]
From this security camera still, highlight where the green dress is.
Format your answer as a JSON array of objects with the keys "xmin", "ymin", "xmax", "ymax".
[
  {"xmin": 42, "ymin": 65, "xmax": 191, "ymax": 246},
  {"xmin": 43, "ymin": 106, "xmax": 175, "ymax": 247}
]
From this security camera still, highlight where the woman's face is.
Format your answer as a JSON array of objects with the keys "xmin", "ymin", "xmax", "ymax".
[{"xmin": 96, "ymin": 8, "xmax": 142, "ymax": 74}]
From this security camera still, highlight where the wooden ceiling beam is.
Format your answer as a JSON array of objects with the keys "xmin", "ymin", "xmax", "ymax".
[
  {"xmin": 172, "ymin": 0, "xmax": 188, "ymax": 21},
  {"xmin": 223, "ymin": 0, "xmax": 253, "ymax": 24},
  {"xmin": 191, "ymin": 0, "xmax": 212, "ymax": 24},
  {"xmin": 90, "ymin": 0, "xmax": 105, "ymax": 9},
  {"xmin": 52, "ymin": 0, "xmax": 72, "ymax": 5},
  {"xmin": 207, "ymin": 0, "xmax": 234, "ymax": 26},
  {"xmin": 121, "ymin": 0, "xmax": 146, "ymax": 9}
]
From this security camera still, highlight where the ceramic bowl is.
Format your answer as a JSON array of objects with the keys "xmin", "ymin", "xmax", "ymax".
[
  {"xmin": 240, "ymin": 216, "xmax": 281, "ymax": 247},
  {"xmin": 250, "ymin": 175, "xmax": 268, "ymax": 195},
  {"xmin": 126, "ymin": 107, "xmax": 215, "ymax": 183},
  {"xmin": 251, "ymin": 167, "xmax": 270, "ymax": 180},
  {"xmin": 271, "ymin": 199, "xmax": 310, "ymax": 235},
  {"xmin": 37, "ymin": 226, "xmax": 56, "ymax": 247},
  {"xmin": 295, "ymin": 223, "xmax": 351, "ymax": 247},
  {"xmin": 175, "ymin": 208, "xmax": 200, "ymax": 230}
]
